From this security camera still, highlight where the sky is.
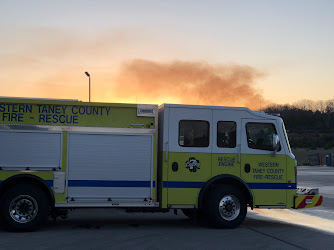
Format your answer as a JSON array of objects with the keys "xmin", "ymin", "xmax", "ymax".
[{"xmin": 0, "ymin": 0, "xmax": 333, "ymax": 109}]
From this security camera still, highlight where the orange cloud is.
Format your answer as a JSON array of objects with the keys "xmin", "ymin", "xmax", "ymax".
[{"xmin": 111, "ymin": 59, "xmax": 268, "ymax": 109}]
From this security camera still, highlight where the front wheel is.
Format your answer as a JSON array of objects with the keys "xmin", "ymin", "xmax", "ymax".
[
  {"xmin": 181, "ymin": 209, "xmax": 205, "ymax": 221},
  {"xmin": 181, "ymin": 209, "xmax": 194, "ymax": 219},
  {"xmin": 0, "ymin": 183, "xmax": 50, "ymax": 231},
  {"xmin": 206, "ymin": 185, "xmax": 247, "ymax": 229}
]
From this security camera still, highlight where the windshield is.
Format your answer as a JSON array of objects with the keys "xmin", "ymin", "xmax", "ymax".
[{"xmin": 282, "ymin": 123, "xmax": 292, "ymax": 153}]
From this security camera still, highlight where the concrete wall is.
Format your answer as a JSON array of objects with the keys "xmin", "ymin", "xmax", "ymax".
[{"xmin": 292, "ymin": 148, "xmax": 333, "ymax": 166}]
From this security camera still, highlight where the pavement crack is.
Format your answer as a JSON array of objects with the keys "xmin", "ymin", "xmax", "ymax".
[{"xmin": 246, "ymin": 227, "xmax": 307, "ymax": 250}]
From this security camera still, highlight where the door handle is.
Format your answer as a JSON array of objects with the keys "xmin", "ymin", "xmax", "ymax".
[
  {"xmin": 244, "ymin": 163, "xmax": 251, "ymax": 173},
  {"xmin": 165, "ymin": 142, "xmax": 168, "ymax": 162},
  {"xmin": 238, "ymin": 144, "xmax": 241, "ymax": 163},
  {"xmin": 172, "ymin": 162, "xmax": 178, "ymax": 172}
]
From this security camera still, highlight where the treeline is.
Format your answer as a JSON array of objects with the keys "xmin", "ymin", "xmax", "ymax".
[
  {"xmin": 265, "ymin": 99, "xmax": 334, "ymax": 149},
  {"xmin": 265, "ymin": 99, "xmax": 334, "ymax": 131}
]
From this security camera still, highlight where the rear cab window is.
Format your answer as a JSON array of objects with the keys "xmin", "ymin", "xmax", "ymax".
[
  {"xmin": 217, "ymin": 121, "xmax": 236, "ymax": 148},
  {"xmin": 179, "ymin": 120, "xmax": 209, "ymax": 147}
]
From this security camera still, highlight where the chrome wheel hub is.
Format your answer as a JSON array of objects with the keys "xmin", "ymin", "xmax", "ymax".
[
  {"xmin": 218, "ymin": 195, "xmax": 240, "ymax": 221},
  {"xmin": 9, "ymin": 195, "xmax": 38, "ymax": 223}
]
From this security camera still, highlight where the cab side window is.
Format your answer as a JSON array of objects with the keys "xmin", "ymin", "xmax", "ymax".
[
  {"xmin": 217, "ymin": 121, "xmax": 236, "ymax": 148},
  {"xmin": 246, "ymin": 123, "xmax": 280, "ymax": 151},
  {"xmin": 179, "ymin": 120, "xmax": 209, "ymax": 147}
]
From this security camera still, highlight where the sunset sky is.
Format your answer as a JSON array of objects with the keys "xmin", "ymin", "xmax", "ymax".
[{"xmin": 1, "ymin": 0, "xmax": 333, "ymax": 109}]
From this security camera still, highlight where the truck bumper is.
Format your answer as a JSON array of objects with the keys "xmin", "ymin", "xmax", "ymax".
[{"xmin": 294, "ymin": 188, "xmax": 323, "ymax": 209}]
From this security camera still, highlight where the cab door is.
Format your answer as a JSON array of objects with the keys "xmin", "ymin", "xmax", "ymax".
[
  {"xmin": 211, "ymin": 109, "xmax": 241, "ymax": 178},
  {"xmin": 240, "ymin": 119, "xmax": 287, "ymax": 206},
  {"xmin": 167, "ymin": 107, "xmax": 212, "ymax": 205}
]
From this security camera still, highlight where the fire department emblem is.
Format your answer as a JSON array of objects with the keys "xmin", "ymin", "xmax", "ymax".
[{"xmin": 185, "ymin": 157, "xmax": 200, "ymax": 172}]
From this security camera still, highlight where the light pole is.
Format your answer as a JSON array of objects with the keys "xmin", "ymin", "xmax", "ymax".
[{"xmin": 85, "ymin": 71, "xmax": 91, "ymax": 102}]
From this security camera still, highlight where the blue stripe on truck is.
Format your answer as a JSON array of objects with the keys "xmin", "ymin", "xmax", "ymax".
[
  {"xmin": 68, "ymin": 180, "xmax": 154, "ymax": 188},
  {"xmin": 163, "ymin": 181, "xmax": 205, "ymax": 188},
  {"xmin": 45, "ymin": 180, "xmax": 53, "ymax": 187},
  {"xmin": 163, "ymin": 181, "xmax": 296, "ymax": 189},
  {"xmin": 248, "ymin": 183, "xmax": 296, "ymax": 189}
]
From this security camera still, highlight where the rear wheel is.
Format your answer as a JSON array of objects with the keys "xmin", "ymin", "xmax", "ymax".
[
  {"xmin": 206, "ymin": 184, "xmax": 247, "ymax": 228},
  {"xmin": 0, "ymin": 183, "xmax": 50, "ymax": 231}
]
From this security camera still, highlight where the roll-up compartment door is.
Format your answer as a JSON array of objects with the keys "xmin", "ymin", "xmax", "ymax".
[
  {"xmin": 67, "ymin": 132, "xmax": 153, "ymax": 200},
  {"xmin": 0, "ymin": 130, "xmax": 62, "ymax": 170}
]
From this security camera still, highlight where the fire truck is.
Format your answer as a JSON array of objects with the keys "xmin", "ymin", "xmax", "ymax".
[{"xmin": 0, "ymin": 97, "xmax": 322, "ymax": 231}]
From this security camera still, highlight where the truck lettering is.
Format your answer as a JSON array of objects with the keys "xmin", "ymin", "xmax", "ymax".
[
  {"xmin": 267, "ymin": 169, "xmax": 284, "ymax": 174},
  {"xmin": 0, "ymin": 103, "xmax": 32, "ymax": 113},
  {"xmin": 2, "ymin": 112, "xmax": 24, "ymax": 122},
  {"xmin": 253, "ymin": 168, "xmax": 265, "ymax": 174},
  {"xmin": 218, "ymin": 157, "xmax": 235, "ymax": 167},
  {"xmin": 254, "ymin": 175, "xmax": 263, "ymax": 179},
  {"xmin": 106, "ymin": 107, "xmax": 111, "ymax": 115},
  {"xmin": 258, "ymin": 162, "xmax": 279, "ymax": 167},
  {"xmin": 39, "ymin": 114, "xmax": 79, "ymax": 124},
  {"xmin": 0, "ymin": 103, "xmax": 112, "ymax": 124},
  {"xmin": 62, "ymin": 106, "xmax": 67, "ymax": 113},
  {"xmin": 71, "ymin": 106, "xmax": 109, "ymax": 116},
  {"xmin": 264, "ymin": 175, "xmax": 283, "ymax": 180}
]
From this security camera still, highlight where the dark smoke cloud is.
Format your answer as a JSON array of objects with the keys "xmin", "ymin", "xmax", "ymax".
[{"xmin": 113, "ymin": 59, "xmax": 268, "ymax": 109}]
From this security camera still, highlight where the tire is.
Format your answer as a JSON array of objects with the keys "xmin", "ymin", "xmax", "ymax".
[
  {"xmin": 182, "ymin": 208, "xmax": 207, "ymax": 223},
  {"xmin": 181, "ymin": 209, "xmax": 194, "ymax": 219},
  {"xmin": 0, "ymin": 183, "xmax": 50, "ymax": 231},
  {"xmin": 206, "ymin": 184, "xmax": 247, "ymax": 229}
]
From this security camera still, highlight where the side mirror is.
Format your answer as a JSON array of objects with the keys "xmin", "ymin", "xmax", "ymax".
[{"xmin": 272, "ymin": 134, "xmax": 280, "ymax": 152}]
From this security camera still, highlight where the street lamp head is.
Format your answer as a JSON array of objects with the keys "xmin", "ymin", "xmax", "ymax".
[{"xmin": 85, "ymin": 71, "xmax": 90, "ymax": 77}]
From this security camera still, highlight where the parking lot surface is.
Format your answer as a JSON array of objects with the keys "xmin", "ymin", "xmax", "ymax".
[{"xmin": 0, "ymin": 166, "xmax": 333, "ymax": 249}]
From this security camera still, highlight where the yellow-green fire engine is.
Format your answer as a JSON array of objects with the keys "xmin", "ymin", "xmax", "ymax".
[{"xmin": 0, "ymin": 97, "xmax": 322, "ymax": 231}]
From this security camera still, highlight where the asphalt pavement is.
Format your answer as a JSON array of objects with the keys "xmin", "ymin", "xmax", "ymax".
[
  {"xmin": 0, "ymin": 166, "xmax": 333, "ymax": 249},
  {"xmin": 296, "ymin": 166, "xmax": 334, "ymax": 221}
]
